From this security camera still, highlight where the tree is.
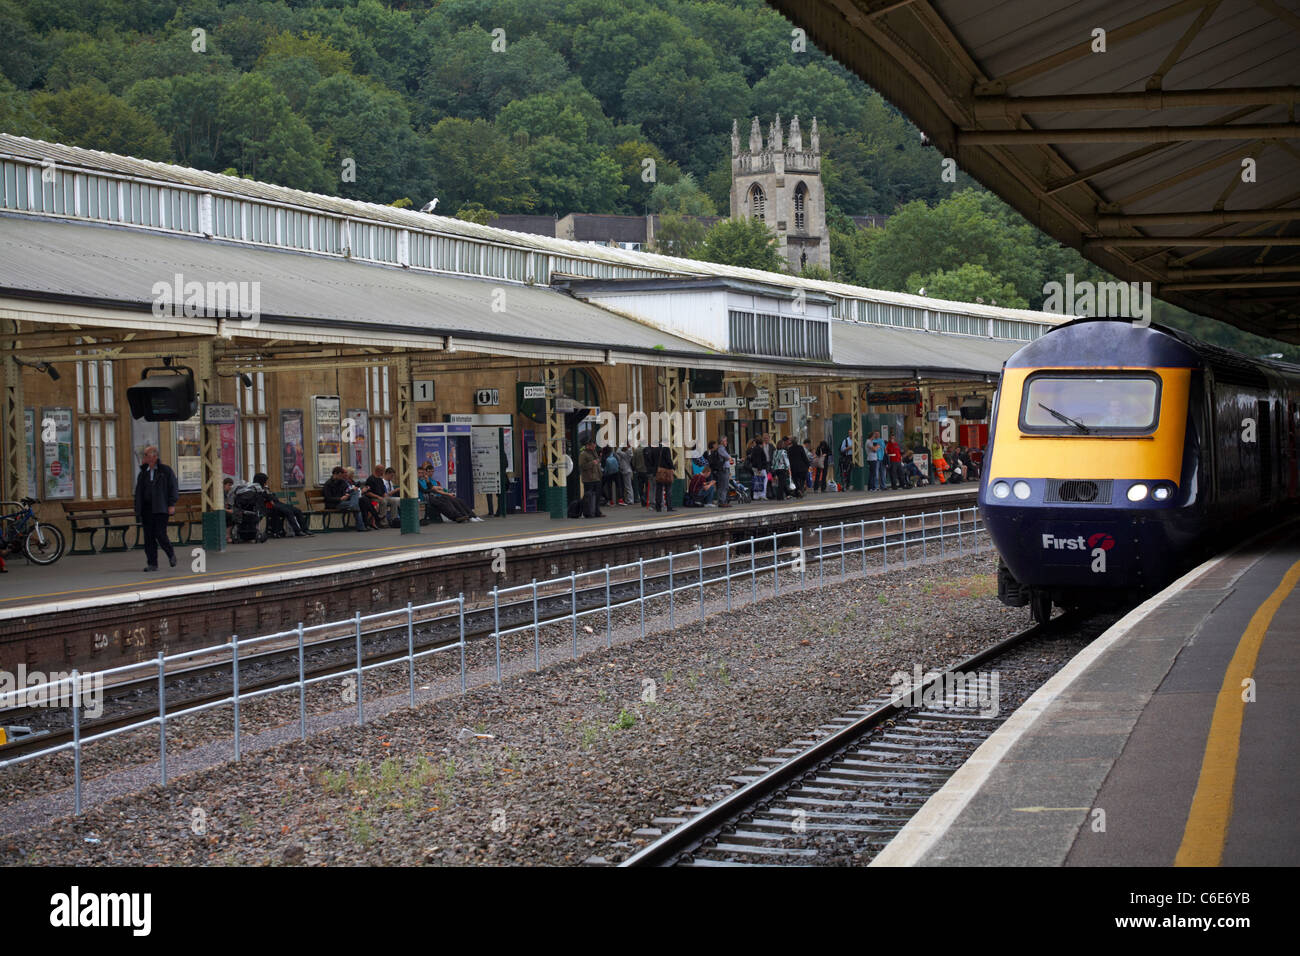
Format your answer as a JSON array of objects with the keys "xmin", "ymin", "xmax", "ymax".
[
  {"xmin": 455, "ymin": 202, "xmax": 496, "ymax": 225},
  {"xmin": 217, "ymin": 72, "xmax": 329, "ymax": 190},
  {"xmin": 694, "ymin": 217, "xmax": 783, "ymax": 272},
  {"xmin": 648, "ymin": 174, "xmax": 716, "ymax": 217},
  {"xmin": 749, "ymin": 63, "xmax": 864, "ymax": 132},
  {"xmin": 906, "ymin": 263, "xmax": 1027, "ymax": 309},
  {"xmin": 650, "ymin": 212, "xmax": 707, "ymax": 259},
  {"xmin": 426, "ymin": 117, "xmax": 535, "ymax": 213},
  {"xmin": 32, "ymin": 84, "xmax": 171, "ymax": 160},
  {"xmin": 127, "ymin": 72, "xmax": 232, "ymax": 169},
  {"xmin": 303, "ymin": 73, "xmax": 427, "ymax": 204}
]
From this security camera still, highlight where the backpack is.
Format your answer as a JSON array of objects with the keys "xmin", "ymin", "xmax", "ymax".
[
  {"xmin": 568, "ymin": 498, "xmax": 584, "ymax": 518},
  {"xmin": 603, "ymin": 455, "xmax": 619, "ymax": 476},
  {"xmin": 708, "ymin": 449, "xmax": 723, "ymax": 473}
]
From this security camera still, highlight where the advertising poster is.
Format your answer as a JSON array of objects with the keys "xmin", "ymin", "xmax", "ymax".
[
  {"xmin": 470, "ymin": 427, "xmax": 501, "ymax": 495},
  {"xmin": 131, "ymin": 418, "xmax": 160, "ymax": 473},
  {"xmin": 220, "ymin": 421, "xmax": 239, "ymax": 481},
  {"xmin": 281, "ymin": 409, "xmax": 305, "ymax": 488},
  {"xmin": 175, "ymin": 413, "xmax": 202, "ymax": 491},
  {"xmin": 346, "ymin": 408, "xmax": 368, "ymax": 473},
  {"xmin": 415, "ymin": 424, "xmax": 447, "ymax": 488},
  {"xmin": 39, "ymin": 408, "xmax": 75, "ymax": 499},
  {"xmin": 313, "ymin": 395, "xmax": 342, "ymax": 486}
]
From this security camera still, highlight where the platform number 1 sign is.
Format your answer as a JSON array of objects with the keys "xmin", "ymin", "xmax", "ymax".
[{"xmin": 413, "ymin": 380, "xmax": 435, "ymax": 402}]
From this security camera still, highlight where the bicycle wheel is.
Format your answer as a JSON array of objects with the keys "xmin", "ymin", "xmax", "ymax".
[{"xmin": 24, "ymin": 524, "xmax": 65, "ymax": 564}]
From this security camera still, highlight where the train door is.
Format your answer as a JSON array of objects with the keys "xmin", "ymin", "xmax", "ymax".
[
  {"xmin": 1289, "ymin": 401, "xmax": 1299, "ymax": 498},
  {"xmin": 1257, "ymin": 398, "xmax": 1272, "ymax": 502}
]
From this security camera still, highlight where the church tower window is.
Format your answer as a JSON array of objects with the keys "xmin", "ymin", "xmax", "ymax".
[
  {"xmin": 749, "ymin": 184, "xmax": 766, "ymax": 222},
  {"xmin": 793, "ymin": 182, "xmax": 807, "ymax": 231}
]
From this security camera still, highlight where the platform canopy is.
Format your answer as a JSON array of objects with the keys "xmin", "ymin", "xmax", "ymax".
[{"xmin": 769, "ymin": 0, "xmax": 1300, "ymax": 343}]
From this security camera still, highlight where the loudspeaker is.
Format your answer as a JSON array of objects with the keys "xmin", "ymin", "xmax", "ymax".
[
  {"xmin": 959, "ymin": 399, "xmax": 988, "ymax": 421},
  {"xmin": 127, "ymin": 367, "xmax": 198, "ymax": 422}
]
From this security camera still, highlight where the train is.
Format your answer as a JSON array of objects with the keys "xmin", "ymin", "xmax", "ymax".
[{"xmin": 979, "ymin": 318, "xmax": 1300, "ymax": 621}]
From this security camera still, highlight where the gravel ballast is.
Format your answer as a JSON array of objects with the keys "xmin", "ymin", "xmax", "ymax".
[{"xmin": 0, "ymin": 549, "xmax": 1031, "ymax": 866}]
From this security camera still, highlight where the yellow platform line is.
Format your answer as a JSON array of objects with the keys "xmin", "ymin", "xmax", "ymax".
[{"xmin": 1174, "ymin": 557, "xmax": 1300, "ymax": 867}]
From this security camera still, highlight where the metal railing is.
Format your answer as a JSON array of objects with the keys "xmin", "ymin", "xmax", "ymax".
[{"xmin": 0, "ymin": 505, "xmax": 987, "ymax": 814}]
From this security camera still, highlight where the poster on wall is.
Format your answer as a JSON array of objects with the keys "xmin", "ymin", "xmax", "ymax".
[
  {"xmin": 175, "ymin": 413, "xmax": 202, "ymax": 491},
  {"xmin": 40, "ymin": 408, "xmax": 75, "ymax": 499},
  {"xmin": 131, "ymin": 418, "xmax": 160, "ymax": 473},
  {"xmin": 220, "ymin": 421, "xmax": 239, "ymax": 481},
  {"xmin": 281, "ymin": 409, "xmax": 305, "ymax": 488},
  {"xmin": 313, "ymin": 395, "xmax": 342, "ymax": 486},
  {"xmin": 470, "ymin": 427, "xmax": 502, "ymax": 495},
  {"xmin": 346, "ymin": 408, "xmax": 368, "ymax": 473}
]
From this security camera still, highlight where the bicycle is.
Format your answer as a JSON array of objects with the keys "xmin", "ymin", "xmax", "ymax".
[{"xmin": 1, "ymin": 497, "xmax": 66, "ymax": 565}]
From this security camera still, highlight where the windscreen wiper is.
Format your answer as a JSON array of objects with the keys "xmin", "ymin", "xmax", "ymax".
[{"xmin": 1038, "ymin": 402, "xmax": 1091, "ymax": 433}]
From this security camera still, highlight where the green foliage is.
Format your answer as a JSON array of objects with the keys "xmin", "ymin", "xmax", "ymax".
[
  {"xmin": 32, "ymin": 84, "xmax": 172, "ymax": 160},
  {"xmin": 906, "ymin": 263, "xmax": 1027, "ymax": 309},
  {"xmin": 455, "ymin": 202, "xmax": 496, "ymax": 225},
  {"xmin": 427, "ymin": 116, "xmax": 535, "ymax": 213},
  {"xmin": 648, "ymin": 174, "xmax": 716, "ymax": 217},
  {"xmin": 694, "ymin": 216, "xmax": 784, "ymax": 272},
  {"xmin": 218, "ymin": 72, "xmax": 328, "ymax": 190},
  {"xmin": 650, "ymin": 212, "xmax": 708, "ymax": 259}
]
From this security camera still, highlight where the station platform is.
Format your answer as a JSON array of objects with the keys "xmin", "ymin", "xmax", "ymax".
[
  {"xmin": 874, "ymin": 523, "xmax": 1300, "ymax": 867},
  {"xmin": 0, "ymin": 484, "xmax": 966, "ymax": 614},
  {"xmin": 1, "ymin": 483, "xmax": 976, "ymax": 671}
]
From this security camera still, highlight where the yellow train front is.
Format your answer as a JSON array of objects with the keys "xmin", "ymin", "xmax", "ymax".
[{"xmin": 980, "ymin": 319, "xmax": 1300, "ymax": 621}]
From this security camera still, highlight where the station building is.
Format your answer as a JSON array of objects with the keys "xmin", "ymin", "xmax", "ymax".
[{"xmin": 0, "ymin": 133, "xmax": 1060, "ymax": 549}]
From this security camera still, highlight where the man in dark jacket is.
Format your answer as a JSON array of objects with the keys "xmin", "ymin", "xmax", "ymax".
[
  {"xmin": 650, "ymin": 442, "xmax": 674, "ymax": 511},
  {"xmin": 788, "ymin": 438, "xmax": 810, "ymax": 497},
  {"xmin": 578, "ymin": 439, "xmax": 604, "ymax": 518},
  {"xmin": 134, "ymin": 445, "xmax": 178, "ymax": 571}
]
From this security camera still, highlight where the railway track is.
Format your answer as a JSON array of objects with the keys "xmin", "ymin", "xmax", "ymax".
[
  {"xmin": 1, "ymin": 511, "xmax": 990, "ymax": 764},
  {"xmin": 619, "ymin": 610, "xmax": 1119, "ymax": 866}
]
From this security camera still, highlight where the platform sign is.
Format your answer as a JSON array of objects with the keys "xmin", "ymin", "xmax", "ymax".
[
  {"xmin": 522, "ymin": 385, "xmax": 546, "ymax": 400},
  {"xmin": 470, "ymin": 427, "xmax": 502, "ymax": 494},
  {"xmin": 685, "ymin": 396, "xmax": 746, "ymax": 410},
  {"xmin": 778, "ymin": 388, "xmax": 800, "ymax": 407},
  {"xmin": 202, "ymin": 403, "xmax": 237, "ymax": 425},
  {"xmin": 413, "ymin": 380, "xmax": 435, "ymax": 402}
]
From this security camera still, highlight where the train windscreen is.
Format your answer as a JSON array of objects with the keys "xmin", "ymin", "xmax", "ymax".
[{"xmin": 1019, "ymin": 373, "xmax": 1161, "ymax": 435}]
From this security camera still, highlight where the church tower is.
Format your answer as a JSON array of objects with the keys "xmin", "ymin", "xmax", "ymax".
[{"xmin": 729, "ymin": 115, "xmax": 829, "ymax": 273}]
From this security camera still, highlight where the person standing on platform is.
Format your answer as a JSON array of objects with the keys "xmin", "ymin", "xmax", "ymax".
[
  {"xmin": 714, "ymin": 435, "xmax": 734, "ymax": 507},
  {"xmin": 814, "ymin": 439, "xmax": 831, "ymax": 491},
  {"xmin": 886, "ymin": 437, "xmax": 904, "ymax": 490},
  {"xmin": 633, "ymin": 442, "xmax": 650, "ymax": 508},
  {"xmin": 579, "ymin": 439, "xmax": 604, "ymax": 518},
  {"xmin": 747, "ymin": 437, "xmax": 769, "ymax": 500},
  {"xmin": 789, "ymin": 438, "xmax": 810, "ymax": 496},
  {"xmin": 617, "ymin": 445, "xmax": 634, "ymax": 505},
  {"xmin": 134, "ymin": 445, "xmax": 178, "ymax": 571},
  {"xmin": 838, "ymin": 435, "xmax": 854, "ymax": 491},
  {"xmin": 652, "ymin": 441, "xmax": 675, "ymax": 512},
  {"xmin": 771, "ymin": 439, "xmax": 790, "ymax": 501}
]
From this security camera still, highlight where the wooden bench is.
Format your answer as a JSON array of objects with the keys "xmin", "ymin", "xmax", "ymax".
[
  {"xmin": 62, "ymin": 499, "xmax": 138, "ymax": 554},
  {"xmin": 63, "ymin": 495, "xmax": 208, "ymax": 554},
  {"xmin": 302, "ymin": 488, "xmax": 353, "ymax": 532}
]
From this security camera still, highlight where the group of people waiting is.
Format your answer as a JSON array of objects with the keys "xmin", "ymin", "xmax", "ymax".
[
  {"xmin": 577, "ymin": 439, "xmax": 683, "ymax": 516},
  {"xmin": 320, "ymin": 462, "xmax": 485, "ymax": 530}
]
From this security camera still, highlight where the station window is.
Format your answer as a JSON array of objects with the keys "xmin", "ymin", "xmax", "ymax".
[
  {"xmin": 367, "ymin": 366, "xmax": 393, "ymax": 468},
  {"xmin": 74, "ymin": 342, "xmax": 117, "ymax": 499},
  {"xmin": 236, "ymin": 371, "xmax": 268, "ymax": 482},
  {"xmin": 563, "ymin": 368, "xmax": 600, "ymax": 407}
]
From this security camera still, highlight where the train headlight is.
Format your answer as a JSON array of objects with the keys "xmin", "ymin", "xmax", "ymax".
[
  {"xmin": 1152, "ymin": 484, "xmax": 1174, "ymax": 502},
  {"xmin": 1012, "ymin": 480, "xmax": 1031, "ymax": 500},
  {"xmin": 1127, "ymin": 483, "xmax": 1149, "ymax": 502},
  {"xmin": 992, "ymin": 481, "xmax": 1011, "ymax": 499}
]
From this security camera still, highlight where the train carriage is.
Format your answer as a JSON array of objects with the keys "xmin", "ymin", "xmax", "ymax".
[{"xmin": 979, "ymin": 319, "xmax": 1300, "ymax": 621}]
